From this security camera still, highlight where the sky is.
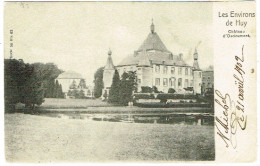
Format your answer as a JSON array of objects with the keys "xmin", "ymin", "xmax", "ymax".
[{"xmin": 4, "ymin": 2, "xmax": 213, "ymax": 85}]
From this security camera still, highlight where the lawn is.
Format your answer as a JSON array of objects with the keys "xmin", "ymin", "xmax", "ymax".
[
  {"xmin": 41, "ymin": 98, "xmax": 114, "ymax": 108},
  {"xmin": 38, "ymin": 98, "xmax": 213, "ymax": 114},
  {"xmin": 5, "ymin": 113, "xmax": 215, "ymax": 162}
]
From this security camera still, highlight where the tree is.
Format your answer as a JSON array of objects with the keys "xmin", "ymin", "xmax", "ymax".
[
  {"xmin": 4, "ymin": 59, "xmax": 27, "ymax": 112},
  {"xmin": 32, "ymin": 63, "xmax": 63, "ymax": 98},
  {"xmin": 54, "ymin": 80, "xmax": 64, "ymax": 98},
  {"xmin": 108, "ymin": 70, "xmax": 120, "ymax": 103},
  {"xmin": 118, "ymin": 71, "xmax": 137, "ymax": 105},
  {"xmin": 23, "ymin": 65, "xmax": 45, "ymax": 112},
  {"xmin": 4, "ymin": 59, "xmax": 62, "ymax": 113},
  {"xmin": 94, "ymin": 67, "xmax": 104, "ymax": 98},
  {"xmin": 78, "ymin": 79, "xmax": 87, "ymax": 89},
  {"xmin": 69, "ymin": 80, "xmax": 77, "ymax": 89},
  {"xmin": 58, "ymin": 84, "xmax": 64, "ymax": 98}
]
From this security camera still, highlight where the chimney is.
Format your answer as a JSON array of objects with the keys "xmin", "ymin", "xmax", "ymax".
[{"xmin": 162, "ymin": 60, "xmax": 165, "ymax": 65}]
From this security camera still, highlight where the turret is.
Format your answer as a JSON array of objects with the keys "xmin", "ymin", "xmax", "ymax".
[
  {"xmin": 102, "ymin": 49, "xmax": 116, "ymax": 99},
  {"xmin": 193, "ymin": 48, "xmax": 200, "ymax": 70},
  {"xmin": 192, "ymin": 48, "xmax": 202, "ymax": 94}
]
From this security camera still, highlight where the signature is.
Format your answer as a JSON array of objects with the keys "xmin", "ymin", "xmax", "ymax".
[{"xmin": 215, "ymin": 45, "xmax": 247, "ymax": 149}]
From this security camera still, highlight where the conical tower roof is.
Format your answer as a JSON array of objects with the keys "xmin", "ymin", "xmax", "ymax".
[{"xmin": 104, "ymin": 49, "xmax": 115, "ymax": 70}]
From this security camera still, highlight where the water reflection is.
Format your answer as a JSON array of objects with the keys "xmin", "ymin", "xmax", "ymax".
[{"xmin": 39, "ymin": 112, "xmax": 214, "ymax": 126}]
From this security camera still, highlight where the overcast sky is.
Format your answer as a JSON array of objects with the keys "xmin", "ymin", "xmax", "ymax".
[{"xmin": 4, "ymin": 2, "xmax": 213, "ymax": 85}]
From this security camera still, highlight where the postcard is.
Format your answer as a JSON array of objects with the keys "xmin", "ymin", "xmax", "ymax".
[{"xmin": 3, "ymin": 1, "xmax": 257, "ymax": 163}]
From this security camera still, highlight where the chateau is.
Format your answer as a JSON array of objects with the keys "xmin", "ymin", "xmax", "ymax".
[{"xmin": 102, "ymin": 21, "xmax": 202, "ymax": 96}]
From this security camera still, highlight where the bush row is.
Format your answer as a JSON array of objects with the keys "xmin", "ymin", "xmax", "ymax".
[
  {"xmin": 134, "ymin": 102, "xmax": 211, "ymax": 108},
  {"xmin": 134, "ymin": 93, "xmax": 197, "ymax": 100}
]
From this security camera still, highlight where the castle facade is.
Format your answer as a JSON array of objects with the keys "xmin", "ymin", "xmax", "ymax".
[{"xmin": 102, "ymin": 21, "xmax": 202, "ymax": 96}]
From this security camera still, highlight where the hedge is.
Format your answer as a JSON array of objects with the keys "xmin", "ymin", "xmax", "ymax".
[
  {"xmin": 156, "ymin": 94, "xmax": 197, "ymax": 100},
  {"xmin": 134, "ymin": 102, "xmax": 211, "ymax": 108},
  {"xmin": 134, "ymin": 93, "xmax": 155, "ymax": 100}
]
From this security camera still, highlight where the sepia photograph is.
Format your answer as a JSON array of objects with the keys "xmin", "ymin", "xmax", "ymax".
[{"xmin": 4, "ymin": 1, "xmax": 216, "ymax": 162}]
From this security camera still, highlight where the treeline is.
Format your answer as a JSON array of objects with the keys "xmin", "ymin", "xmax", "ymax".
[
  {"xmin": 4, "ymin": 59, "xmax": 64, "ymax": 113},
  {"xmin": 33, "ymin": 62, "xmax": 64, "ymax": 98},
  {"xmin": 93, "ymin": 67, "xmax": 137, "ymax": 105},
  {"xmin": 108, "ymin": 70, "xmax": 137, "ymax": 105}
]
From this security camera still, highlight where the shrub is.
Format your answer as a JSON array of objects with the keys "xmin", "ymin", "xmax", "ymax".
[
  {"xmin": 141, "ymin": 86, "xmax": 153, "ymax": 93},
  {"xmin": 168, "ymin": 88, "xmax": 176, "ymax": 93},
  {"xmin": 156, "ymin": 94, "xmax": 196, "ymax": 100},
  {"xmin": 152, "ymin": 86, "xmax": 159, "ymax": 93},
  {"xmin": 134, "ymin": 93, "xmax": 155, "ymax": 100}
]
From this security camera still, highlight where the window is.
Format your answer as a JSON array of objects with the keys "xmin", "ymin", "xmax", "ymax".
[
  {"xmin": 190, "ymin": 80, "xmax": 193, "ymax": 86},
  {"xmin": 185, "ymin": 79, "xmax": 189, "ymax": 88},
  {"xmin": 163, "ymin": 78, "xmax": 168, "ymax": 86},
  {"xmin": 171, "ymin": 67, "xmax": 175, "ymax": 74},
  {"xmin": 178, "ymin": 68, "xmax": 182, "ymax": 75},
  {"xmin": 138, "ymin": 79, "xmax": 141, "ymax": 84},
  {"xmin": 178, "ymin": 78, "xmax": 182, "ymax": 87},
  {"xmin": 155, "ymin": 65, "xmax": 160, "ymax": 73},
  {"xmin": 203, "ymin": 77, "xmax": 205, "ymax": 80},
  {"xmin": 208, "ymin": 76, "xmax": 210, "ymax": 80},
  {"xmin": 155, "ymin": 78, "xmax": 160, "ymax": 86},
  {"xmin": 185, "ymin": 68, "xmax": 188, "ymax": 75},
  {"xmin": 199, "ymin": 72, "xmax": 202, "ymax": 78},
  {"xmin": 138, "ymin": 68, "xmax": 141, "ymax": 71},
  {"xmin": 163, "ymin": 66, "xmax": 168, "ymax": 74},
  {"xmin": 170, "ymin": 77, "xmax": 176, "ymax": 88}
]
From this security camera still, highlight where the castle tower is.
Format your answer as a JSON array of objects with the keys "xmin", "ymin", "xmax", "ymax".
[
  {"xmin": 102, "ymin": 49, "xmax": 115, "ymax": 99},
  {"xmin": 193, "ymin": 48, "xmax": 202, "ymax": 94},
  {"xmin": 193, "ymin": 48, "xmax": 200, "ymax": 70}
]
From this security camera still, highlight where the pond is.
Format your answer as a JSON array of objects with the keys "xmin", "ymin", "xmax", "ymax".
[{"xmin": 38, "ymin": 112, "xmax": 214, "ymax": 126}]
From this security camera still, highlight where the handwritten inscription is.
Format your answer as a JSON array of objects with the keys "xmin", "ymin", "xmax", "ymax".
[{"xmin": 215, "ymin": 45, "xmax": 247, "ymax": 149}]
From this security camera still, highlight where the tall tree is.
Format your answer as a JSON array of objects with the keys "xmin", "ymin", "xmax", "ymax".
[
  {"xmin": 23, "ymin": 64, "xmax": 45, "ymax": 112},
  {"xmin": 69, "ymin": 80, "xmax": 77, "ymax": 89},
  {"xmin": 118, "ymin": 71, "xmax": 137, "ymax": 105},
  {"xmin": 78, "ymin": 79, "xmax": 87, "ymax": 89},
  {"xmin": 58, "ymin": 84, "xmax": 64, "ymax": 98},
  {"xmin": 4, "ymin": 59, "xmax": 27, "ymax": 111},
  {"xmin": 93, "ymin": 67, "xmax": 104, "ymax": 98},
  {"xmin": 108, "ymin": 69, "xmax": 120, "ymax": 103}
]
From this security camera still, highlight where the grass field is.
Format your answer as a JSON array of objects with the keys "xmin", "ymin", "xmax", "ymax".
[
  {"xmin": 5, "ymin": 113, "xmax": 214, "ymax": 162},
  {"xmin": 38, "ymin": 98, "xmax": 213, "ymax": 114},
  {"xmin": 41, "ymin": 98, "xmax": 115, "ymax": 108}
]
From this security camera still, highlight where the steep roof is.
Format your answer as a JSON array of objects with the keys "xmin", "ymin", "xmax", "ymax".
[
  {"xmin": 117, "ymin": 21, "xmax": 189, "ymax": 67},
  {"xmin": 57, "ymin": 71, "xmax": 83, "ymax": 79},
  {"xmin": 118, "ymin": 51, "xmax": 188, "ymax": 67},
  {"xmin": 137, "ymin": 32, "xmax": 170, "ymax": 53},
  {"xmin": 137, "ymin": 50, "xmax": 151, "ymax": 67},
  {"xmin": 104, "ymin": 49, "xmax": 115, "ymax": 70}
]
